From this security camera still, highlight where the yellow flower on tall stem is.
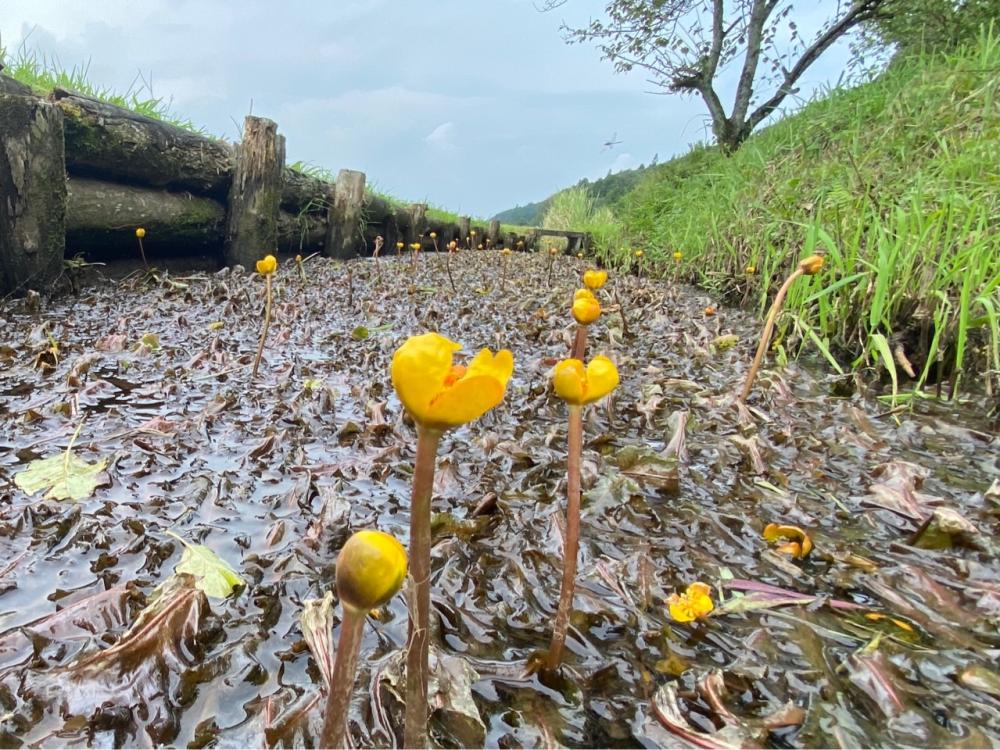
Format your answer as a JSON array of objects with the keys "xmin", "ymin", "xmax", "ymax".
[
  {"xmin": 134, "ymin": 227, "xmax": 149, "ymax": 268},
  {"xmin": 546, "ymin": 355, "xmax": 619, "ymax": 671},
  {"xmin": 570, "ymin": 287, "xmax": 602, "ymax": 359},
  {"xmin": 320, "ymin": 530, "xmax": 407, "ymax": 749},
  {"xmin": 395, "ymin": 240, "xmax": 404, "ymax": 257},
  {"xmin": 391, "ymin": 333, "xmax": 514, "ymax": 748},
  {"xmin": 739, "ymin": 254, "xmax": 824, "ymax": 402},
  {"xmin": 252, "ymin": 254, "xmax": 277, "ymax": 379},
  {"xmin": 583, "ymin": 268, "xmax": 607, "ymax": 290}
]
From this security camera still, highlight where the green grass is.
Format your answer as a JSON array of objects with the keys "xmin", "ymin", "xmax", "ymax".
[
  {"xmin": 541, "ymin": 186, "xmax": 628, "ymax": 254},
  {"xmin": 1, "ymin": 42, "xmax": 205, "ymax": 134},
  {"xmin": 603, "ymin": 27, "xmax": 1000, "ymax": 394}
]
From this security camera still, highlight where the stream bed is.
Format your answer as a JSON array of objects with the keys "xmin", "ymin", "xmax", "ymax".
[{"xmin": 0, "ymin": 251, "xmax": 998, "ymax": 748}]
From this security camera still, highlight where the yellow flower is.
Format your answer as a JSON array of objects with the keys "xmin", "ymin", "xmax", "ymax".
[
  {"xmin": 799, "ymin": 255, "xmax": 824, "ymax": 275},
  {"xmin": 672, "ymin": 251, "xmax": 683, "ymax": 262},
  {"xmin": 576, "ymin": 253, "xmax": 584, "ymax": 259},
  {"xmin": 667, "ymin": 582, "xmax": 714, "ymax": 623},
  {"xmin": 256, "ymin": 254, "xmax": 277, "ymax": 275},
  {"xmin": 634, "ymin": 250, "xmax": 644, "ymax": 258},
  {"xmin": 410, "ymin": 242, "xmax": 421, "ymax": 251},
  {"xmin": 448, "ymin": 240, "xmax": 458, "ymax": 251},
  {"xmin": 549, "ymin": 247, "xmax": 558, "ymax": 256},
  {"xmin": 470, "ymin": 230, "xmax": 477, "ymax": 236},
  {"xmin": 501, "ymin": 248, "xmax": 512, "ymax": 256},
  {"xmin": 135, "ymin": 227, "xmax": 146, "ymax": 239},
  {"xmin": 396, "ymin": 241, "xmax": 405, "ymax": 250},
  {"xmin": 572, "ymin": 294, "xmax": 601, "ymax": 325},
  {"xmin": 763, "ymin": 523, "xmax": 813, "ymax": 559},
  {"xmin": 391, "ymin": 333, "xmax": 514, "ymax": 431},
  {"xmin": 477, "ymin": 244, "xmax": 484, "ymax": 250},
  {"xmin": 745, "ymin": 265, "xmax": 756, "ymax": 274},
  {"xmin": 430, "ymin": 232, "xmax": 437, "ymax": 239},
  {"xmin": 336, "ymin": 530, "xmax": 408, "ymax": 612},
  {"xmin": 583, "ymin": 269, "xmax": 608, "ymax": 290},
  {"xmin": 552, "ymin": 355, "xmax": 619, "ymax": 405},
  {"xmin": 295, "ymin": 254, "xmax": 303, "ymax": 263}
]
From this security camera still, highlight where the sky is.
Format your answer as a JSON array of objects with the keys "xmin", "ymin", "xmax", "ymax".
[{"xmin": 0, "ymin": 1, "xmax": 858, "ymax": 218}]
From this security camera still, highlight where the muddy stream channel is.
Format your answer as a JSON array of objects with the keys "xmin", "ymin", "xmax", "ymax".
[{"xmin": 0, "ymin": 252, "xmax": 998, "ymax": 748}]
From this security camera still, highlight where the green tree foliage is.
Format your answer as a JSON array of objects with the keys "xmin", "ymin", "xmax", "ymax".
[{"xmin": 540, "ymin": 1, "xmax": 888, "ymax": 153}]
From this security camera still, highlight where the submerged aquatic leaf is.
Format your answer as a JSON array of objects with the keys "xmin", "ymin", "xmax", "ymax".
[
  {"xmin": 167, "ymin": 530, "xmax": 245, "ymax": 599},
  {"xmin": 614, "ymin": 445, "xmax": 679, "ymax": 491},
  {"xmin": 14, "ymin": 450, "xmax": 109, "ymax": 501}
]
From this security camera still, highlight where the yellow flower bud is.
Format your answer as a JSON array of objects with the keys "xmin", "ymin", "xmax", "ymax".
[
  {"xmin": 673, "ymin": 251, "xmax": 683, "ymax": 262},
  {"xmin": 576, "ymin": 253, "xmax": 584, "ymax": 259},
  {"xmin": 470, "ymin": 230, "xmax": 477, "ymax": 236},
  {"xmin": 745, "ymin": 265, "xmax": 756, "ymax": 274},
  {"xmin": 573, "ymin": 288, "xmax": 596, "ymax": 302},
  {"xmin": 667, "ymin": 582, "xmax": 714, "ymax": 623},
  {"xmin": 430, "ymin": 232, "xmax": 437, "ymax": 239},
  {"xmin": 335, "ymin": 530, "xmax": 407, "ymax": 612},
  {"xmin": 549, "ymin": 247, "xmax": 558, "ymax": 256},
  {"xmin": 448, "ymin": 240, "xmax": 458, "ymax": 251},
  {"xmin": 396, "ymin": 241, "xmax": 405, "ymax": 250},
  {"xmin": 410, "ymin": 242, "xmax": 421, "ymax": 251},
  {"xmin": 552, "ymin": 355, "xmax": 619, "ymax": 406},
  {"xmin": 135, "ymin": 227, "xmax": 146, "ymax": 239},
  {"xmin": 391, "ymin": 333, "xmax": 514, "ymax": 431},
  {"xmin": 477, "ymin": 244, "xmax": 484, "ymax": 250},
  {"xmin": 295, "ymin": 254, "xmax": 303, "ymax": 263},
  {"xmin": 583, "ymin": 269, "xmax": 608, "ymax": 290},
  {"xmin": 256, "ymin": 254, "xmax": 277, "ymax": 275},
  {"xmin": 799, "ymin": 255, "xmax": 824, "ymax": 275},
  {"xmin": 634, "ymin": 250, "xmax": 644, "ymax": 258},
  {"xmin": 572, "ymin": 295, "xmax": 601, "ymax": 325}
]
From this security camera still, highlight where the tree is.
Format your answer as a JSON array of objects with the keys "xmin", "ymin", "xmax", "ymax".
[
  {"xmin": 541, "ymin": 1, "xmax": 889, "ymax": 153},
  {"xmin": 868, "ymin": 0, "xmax": 998, "ymax": 54}
]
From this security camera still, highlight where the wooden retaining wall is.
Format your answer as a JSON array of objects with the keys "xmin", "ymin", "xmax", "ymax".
[{"xmin": 0, "ymin": 77, "xmax": 590, "ymax": 295}]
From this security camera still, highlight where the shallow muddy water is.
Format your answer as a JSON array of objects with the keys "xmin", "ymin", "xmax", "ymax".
[{"xmin": 0, "ymin": 252, "xmax": 998, "ymax": 748}]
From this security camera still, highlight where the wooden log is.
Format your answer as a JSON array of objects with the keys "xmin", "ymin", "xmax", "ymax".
[
  {"xmin": 0, "ymin": 74, "xmax": 33, "ymax": 96},
  {"xmin": 282, "ymin": 168, "xmax": 332, "ymax": 215},
  {"xmin": 65, "ymin": 177, "xmax": 225, "ymax": 259},
  {"xmin": 488, "ymin": 219, "xmax": 500, "ymax": 246},
  {"xmin": 0, "ymin": 94, "xmax": 66, "ymax": 294},
  {"xmin": 458, "ymin": 216, "xmax": 470, "ymax": 244},
  {"xmin": 51, "ymin": 88, "xmax": 234, "ymax": 198},
  {"xmin": 224, "ymin": 116, "xmax": 285, "ymax": 268},
  {"xmin": 325, "ymin": 169, "xmax": 366, "ymax": 259}
]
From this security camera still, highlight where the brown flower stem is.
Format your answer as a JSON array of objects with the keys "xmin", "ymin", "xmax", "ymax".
[
  {"xmin": 501, "ymin": 257, "xmax": 508, "ymax": 291},
  {"xmin": 445, "ymin": 251, "xmax": 457, "ymax": 293},
  {"xmin": 348, "ymin": 264, "xmax": 354, "ymax": 308},
  {"xmin": 570, "ymin": 324, "xmax": 588, "ymax": 360},
  {"xmin": 547, "ymin": 255, "xmax": 554, "ymax": 286},
  {"xmin": 547, "ymin": 404, "xmax": 583, "ymax": 670},
  {"xmin": 319, "ymin": 606, "xmax": 366, "ymax": 749},
  {"xmin": 251, "ymin": 273, "xmax": 272, "ymax": 380},
  {"xmin": 136, "ymin": 237, "xmax": 148, "ymax": 268},
  {"xmin": 739, "ymin": 267, "xmax": 805, "ymax": 402},
  {"xmin": 404, "ymin": 426, "xmax": 443, "ymax": 749},
  {"xmin": 613, "ymin": 287, "xmax": 631, "ymax": 339}
]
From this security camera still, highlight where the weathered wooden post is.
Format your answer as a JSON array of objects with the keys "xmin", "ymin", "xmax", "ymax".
[
  {"xmin": 325, "ymin": 169, "xmax": 366, "ymax": 259},
  {"xmin": 0, "ymin": 94, "xmax": 66, "ymax": 295},
  {"xmin": 408, "ymin": 203, "xmax": 427, "ymax": 244},
  {"xmin": 458, "ymin": 216, "xmax": 470, "ymax": 243},
  {"xmin": 488, "ymin": 219, "xmax": 500, "ymax": 247},
  {"xmin": 224, "ymin": 115, "xmax": 284, "ymax": 268}
]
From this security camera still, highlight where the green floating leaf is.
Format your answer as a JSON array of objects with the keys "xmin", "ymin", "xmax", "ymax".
[
  {"xmin": 14, "ymin": 451, "xmax": 108, "ymax": 501},
  {"xmin": 584, "ymin": 470, "xmax": 642, "ymax": 512},
  {"xmin": 613, "ymin": 445, "xmax": 679, "ymax": 491},
  {"xmin": 167, "ymin": 530, "xmax": 245, "ymax": 599},
  {"xmin": 351, "ymin": 325, "xmax": 370, "ymax": 340}
]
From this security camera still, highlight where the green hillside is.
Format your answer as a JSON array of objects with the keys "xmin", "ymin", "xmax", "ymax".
[{"xmin": 552, "ymin": 30, "xmax": 1000, "ymax": 394}]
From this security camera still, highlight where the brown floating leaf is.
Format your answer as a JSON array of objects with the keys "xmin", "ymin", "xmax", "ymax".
[
  {"xmin": 958, "ymin": 664, "xmax": 1000, "ymax": 698},
  {"xmin": 299, "ymin": 591, "xmax": 335, "ymax": 691}
]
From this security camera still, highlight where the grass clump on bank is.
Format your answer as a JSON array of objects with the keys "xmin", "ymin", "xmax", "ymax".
[{"xmin": 613, "ymin": 29, "xmax": 1000, "ymax": 395}]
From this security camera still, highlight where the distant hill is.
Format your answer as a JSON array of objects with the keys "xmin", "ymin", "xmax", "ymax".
[{"xmin": 492, "ymin": 160, "xmax": 660, "ymax": 225}]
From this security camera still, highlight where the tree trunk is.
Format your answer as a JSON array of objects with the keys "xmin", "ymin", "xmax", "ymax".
[
  {"xmin": 65, "ymin": 177, "xmax": 325, "ymax": 260},
  {"xmin": 325, "ymin": 168, "xmax": 366, "ymax": 259},
  {"xmin": 0, "ymin": 94, "xmax": 66, "ymax": 294},
  {"xmin": 51, "ymin": 88, "xmax": 234, "ymax": 198},
  {"xmin": 224, "ymin": 116, "xmax": 285, "ymax": 268},
  {"xmin": 66, "ymin": 177, "xmax": 225, "ymax": 260}
]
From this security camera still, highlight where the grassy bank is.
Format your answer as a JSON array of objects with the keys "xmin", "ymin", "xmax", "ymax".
[{"xmin": 591, "ymin": 29, "xmax": 1000, "ymax": 395}]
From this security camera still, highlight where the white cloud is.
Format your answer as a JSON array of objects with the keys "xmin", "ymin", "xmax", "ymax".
[{"xmin": 424, "ymin": 121, "xmax": 456, "ymax": 151}]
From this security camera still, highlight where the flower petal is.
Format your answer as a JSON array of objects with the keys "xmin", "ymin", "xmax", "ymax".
[
  {"xmin": 465, "ymin": 348, "xmax": 514, "ymax": 388},
  {"xmin": 553, "ymin": 359, "xmax": 586, "ymax": 404},
  {"xmin": 391, "ymin": 333, "xmax": 461, "ymax": 424},
  {"xmin": 425, "ymin": 375, "xmax": 504, "ymax": 428},
  {"xmin": 582, "ymin": 355, "xmax": 619, "ymax": 404},
  {"xmin": 667, "ymin": 593, "xmax": 695, "ymax": 623}
]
